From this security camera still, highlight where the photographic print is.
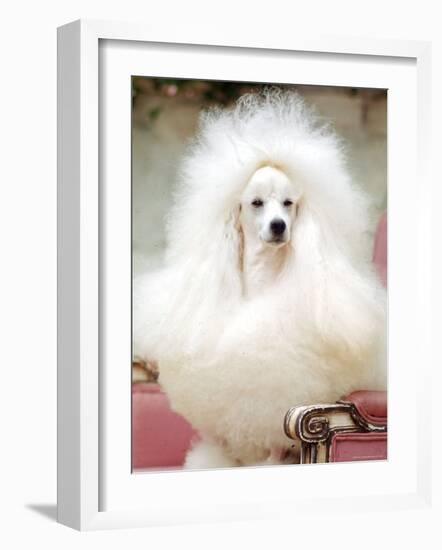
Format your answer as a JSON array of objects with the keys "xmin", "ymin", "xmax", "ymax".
[{"xmin": 131, "ymin": 79, "xmax": 387, "ymax": 472}]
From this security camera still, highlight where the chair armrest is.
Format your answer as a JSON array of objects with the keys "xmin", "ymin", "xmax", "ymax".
[
  {"xmin": 340, "ymin": 390, "xmax": 387, "ymax": 426},
  {"xmin": 284, "ymin": 391, "xmax": 387, "ymax": 464}
]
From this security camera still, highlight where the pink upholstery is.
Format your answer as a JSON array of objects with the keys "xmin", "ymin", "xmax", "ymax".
[
  {"xmin": 132, "ymin": 383, "xmax": 199, "ymax": 470},
  {"xmin": 343, "ymin": 390, "xmax": 387, "ymax": 426},
  {"xmin": 330, "ymin": 432, "xmax": 387, "ymax": 462},
  {"xmin": 330, "ymin": 390, "xmax": 387, "ymax": 462},
  {"xmin": 373, "ymin": 212, "xmax": 387, "ymax": 287}
]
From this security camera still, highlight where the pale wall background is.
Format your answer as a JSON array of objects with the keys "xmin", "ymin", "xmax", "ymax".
[{"xmin": 132, "ymin": 82, "xmax": 387, "ymax": 276}]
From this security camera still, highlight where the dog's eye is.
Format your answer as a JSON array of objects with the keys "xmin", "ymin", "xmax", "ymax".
[
  {"xmin": 251, "ymin": 199, "xmax": 264, "ymax": 208},
  {"xmin": 283, "ymin": 199, "xmax": 293, "ymax": 207}
]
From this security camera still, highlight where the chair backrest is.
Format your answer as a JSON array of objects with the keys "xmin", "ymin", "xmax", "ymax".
[
  {"xmin": 132, "ymin": 383, "xmax": 199, "ymax": 470},
  {"xmin": 373, "ymin": 211, "xmax": 387, "ymax": 287}
]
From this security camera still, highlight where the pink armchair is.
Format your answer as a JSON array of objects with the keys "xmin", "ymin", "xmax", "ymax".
[
  {"xmin": 132, "ymin": 212, "xmax": 388, "ymax": 469},
  {"xmin": 132, "ymin": 383, "xmax": 199, "ymax": 471},
  {"xmin": 284, "ymin": 390, "xmax": 387, "ymax": 463},
  {"xmin": 284, "ymin": 212, "xmax": 388, "ymax": 464}
]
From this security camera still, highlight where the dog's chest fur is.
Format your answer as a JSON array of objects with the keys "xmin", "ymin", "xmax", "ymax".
[{"xmin": 242, "ymin": 240, "xmax": 291, "ymax": 298}]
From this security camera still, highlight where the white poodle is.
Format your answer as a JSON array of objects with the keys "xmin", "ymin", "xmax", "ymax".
[{"xmin": 133, "ymin": 89, "xmax": 387, "ymax": 469}]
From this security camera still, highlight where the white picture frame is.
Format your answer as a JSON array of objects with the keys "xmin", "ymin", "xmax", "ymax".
[{"xmin": 57, "ymin": 19, "xmax": 432, "ymax": 531}]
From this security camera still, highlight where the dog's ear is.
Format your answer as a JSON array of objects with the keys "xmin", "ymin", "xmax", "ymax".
[
  {"xmin": 234, "ymin": 205, "xmax": 244, "ymax": 274},
  {"xmin": 234, "ymin": 204, "xmax": 242, "ymax": 231},
  {"xmin": 220, "ymin": 202, "xmax": 244, "ymax": 287}
]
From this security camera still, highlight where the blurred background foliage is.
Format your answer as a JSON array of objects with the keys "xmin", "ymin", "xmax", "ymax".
[{"xmin": 132, "ymin": 77, "xmax": 386, "ymax": 126}]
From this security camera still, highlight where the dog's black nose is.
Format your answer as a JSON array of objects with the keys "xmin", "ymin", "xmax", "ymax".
[{"xmin": 270, "ymin": 219, "xmax": 286, "ymax": 236}]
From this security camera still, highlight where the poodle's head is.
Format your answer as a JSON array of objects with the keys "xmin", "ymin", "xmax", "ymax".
[
  {"xmin": 165, "ymin": 89, "xmax": 374, "ymax": 302},
  {"xmin": 239, "ymin": 165, "xmax": 301, "ymax": 249}
]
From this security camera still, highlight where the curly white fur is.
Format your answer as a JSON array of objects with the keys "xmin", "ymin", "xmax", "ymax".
[{"xmin": 133, "ymin": 89, "xmax": 387, "ymax": 468}]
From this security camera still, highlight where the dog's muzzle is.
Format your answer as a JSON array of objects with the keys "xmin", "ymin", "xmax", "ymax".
[{"xmin": 265, "ymin": 218, "xmax": 288, "ymax": 245}]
